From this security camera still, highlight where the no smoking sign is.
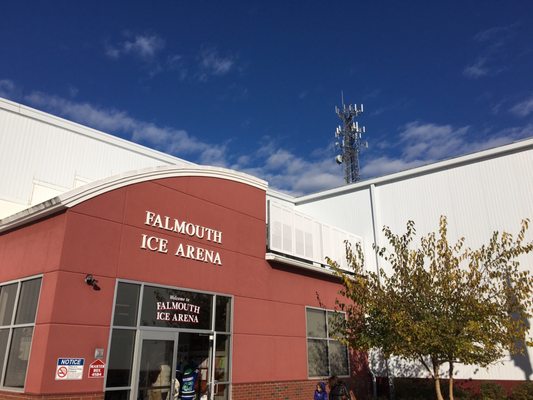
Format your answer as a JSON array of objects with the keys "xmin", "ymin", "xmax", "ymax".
[
  {"xmin": 55, "ymin": 358, "xmax": 84, "ymax": 380},
  {"xmin": 56, "ymin": 366, "xmax": 68, "ymax": 378}
]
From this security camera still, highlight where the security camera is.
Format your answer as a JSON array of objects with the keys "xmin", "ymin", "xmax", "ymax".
[{"xmin": 85, "ymin": 274, "xmax": 101, "ymax": 291}]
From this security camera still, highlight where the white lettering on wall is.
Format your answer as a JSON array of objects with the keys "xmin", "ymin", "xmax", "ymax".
[
  {"xmin": 140, "ymin": 234, "xmax": 169, "ymax": 254},
  {"xmin": 144, "ymin": 211, "xmax": 222, "ymax": 244},
  {"xmin": 140, "ymin": 210, "xmax": 224, "ymax": 266},
  {"xmin": 174, "ymin": 243, "xmax": 222, "ymax": 266}
]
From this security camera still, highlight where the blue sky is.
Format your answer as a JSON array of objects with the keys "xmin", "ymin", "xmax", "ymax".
[{"xmin": 1, "ymin": 1, "xmax": 532, "ymax": 195}]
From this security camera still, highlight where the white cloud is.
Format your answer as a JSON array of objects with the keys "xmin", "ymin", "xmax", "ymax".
[
  {"xmin": 361, "ymin": 156, "xmax": 423, "ymax": 177},
  {"xmin": 493, "ymin": 124, "xmax": 533, "ymax": 142},
  {"xmin": 463, "ymin": 57, "xmax": 490, "ymax": 79},
  {"xmin": 106, "ymin": 34, "xmax": 165, "ymax": 60},
  {"xmin": 196, "ymin": 145, "xmax": 229, "ymax": 167},
  {"xmin": 399, "ymin": 122, "xmax": 469, "ymax": 161},
  {"xmin": 105, "ymin": 36, "xmax": 238, "ymax": 82},
  {"xmin": 463, "ymin": 24, "xmax": 518, "ymax": 79},
  {"xmin": 126, "ymin": 35, "xmax": 165, "ymax": 58},
  {"xmin": 235, "ymin": 155, "xmax": 251, "ymax": 166},
  {"xmin": 510, "ymin": 96, "xmax": 533, "ymax": 117},
  {"xmin": 198, "ymin": 48, "xmax": 235, "ymax": 80},
  {"xmin": 474, "ymin": 24, "xmax": 516, "ymax": 43},
  {"xmin": 26, "ymin": 92, "xmax": 136, "ymax": 132},
  {"xmin": 401, "ymin": 120, "xmax": 530, "ymax": 158},
  {"xmin": 361, "ymin": 121, "xmax": 531, "ymax": 180},
  {"xmin": 265, "ymin": 149, "xmax": 296, "ymax": 170},
  {"xmin": 105, "ymin": 46, "xmax": 121, "ymax": 59},
  {"xmin": 68, "ymin": 86, "xmax": 79, "ymax": 97},
  {"xmin": 0, "ymin": 79, "xmax": 16, "ymax": 98},
  {"xmin": 233, "ymin": 140, "xmax": 344, "ymax": 195}
]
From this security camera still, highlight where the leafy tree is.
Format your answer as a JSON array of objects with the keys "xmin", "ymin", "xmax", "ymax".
[{"xmin": 327, "ymin": 216, "xmax": 533, "ymax": 400}]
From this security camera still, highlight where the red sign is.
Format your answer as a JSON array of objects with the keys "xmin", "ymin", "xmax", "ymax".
[{"xmin": 88, "ymin": 359, "xmax": 105, "ymax": 378}]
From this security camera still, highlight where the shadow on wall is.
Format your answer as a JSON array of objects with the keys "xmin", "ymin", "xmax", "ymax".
[
  {"xmin": 369, "ymin": 352, "xmax": 428, "ymax": 379},
  {"xmin": 511, "ymin": 315, "xmax": 533, "ymax": 380},
  {"xmin": 368, "ymin": 351, "xmax": 429, "ymax": 400}
]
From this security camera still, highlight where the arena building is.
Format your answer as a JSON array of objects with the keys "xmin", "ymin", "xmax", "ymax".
[{"xmin": 0, "ymin": 96, "xmax": 532, "ymax": 400}]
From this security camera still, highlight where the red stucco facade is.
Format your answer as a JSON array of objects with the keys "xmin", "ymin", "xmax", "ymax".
[{"xmin": 0, "ymin": 174, "xmax": 363, "ymax": 400}]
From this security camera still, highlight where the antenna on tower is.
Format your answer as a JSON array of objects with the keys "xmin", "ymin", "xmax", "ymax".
[{"xmin": 334, "ymin": 95, "xmax": 367, "ymax": 184}]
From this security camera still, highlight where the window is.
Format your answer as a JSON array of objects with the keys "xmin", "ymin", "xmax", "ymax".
[
  {"xmin": 0, "ymin": 277, "xmax": 42, "ymax": 389},
  {"xmin": 306, "ymin": 307, "xmax": 349, "ymax": 377},
  {"xmin": 106, "ymin": 282, "xmax": 140, "ymax": 398}
]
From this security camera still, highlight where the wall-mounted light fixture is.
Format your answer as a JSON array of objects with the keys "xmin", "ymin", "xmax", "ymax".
[{"xmin": 85, "ymin": 274, "xmax": 101, "ymax": 291}]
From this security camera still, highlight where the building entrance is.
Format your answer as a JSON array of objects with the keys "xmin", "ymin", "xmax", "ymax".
[
  {"xmin": 105, "ymin": 283, "xmax": 232, "ymax": 400},
  {"xmin": 134, "ymin": 331, "xmax": 215, "ymax": 400}
]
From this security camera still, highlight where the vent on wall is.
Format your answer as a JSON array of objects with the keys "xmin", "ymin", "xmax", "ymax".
[{"xmin": 267, "ymin": 201, "xmax": 362, "ymax": 272}]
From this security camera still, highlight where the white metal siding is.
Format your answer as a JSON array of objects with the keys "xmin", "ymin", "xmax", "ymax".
[
  {"xmin": 375, "ymin": 150, "xmax": 533, "ymax": 250},
  {"xmin": 295, "ymin": 144, "xmax": 533, "ymax": 381}
]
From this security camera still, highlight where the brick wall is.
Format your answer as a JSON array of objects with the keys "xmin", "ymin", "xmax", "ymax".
[{"xmin": 232, "ymin": 378, "xmax": 369, "ymax": 400}]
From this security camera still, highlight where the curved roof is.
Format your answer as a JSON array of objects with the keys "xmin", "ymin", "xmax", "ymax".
[{"xmin": 0, "ymin": 165, "xmax": 268, "ymax": 233}]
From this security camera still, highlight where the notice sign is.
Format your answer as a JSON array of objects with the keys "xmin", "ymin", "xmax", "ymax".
[
  {"xmin": 88, "ymin": 359, "xmax": 105, "ymax": 378},
  {"xmin": 55, "ymin": 358, "xmax": 84, "ymax": 380}
]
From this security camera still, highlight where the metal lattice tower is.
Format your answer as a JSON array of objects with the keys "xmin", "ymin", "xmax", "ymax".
[{"xmin": 334, "ymin": 101, "xmax": 367, "ymax": 184}]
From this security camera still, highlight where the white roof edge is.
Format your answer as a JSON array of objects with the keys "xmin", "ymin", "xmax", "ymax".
[
  {"xmin": 0, "ymin": 165, "xmax": 268, "ymax": 234},
  {"xmin": 0, "ymin": 96, "xmax": 194, "ymax": 166},
  {"xmin": 295, "ymin": 136, "xmax": 533, "ymax": 204},
  {"xmin": 266, "ymin": 188, "xmax": 297, "ymax": 203},
  {"xmin": 265, "ymin": 253, "xmax": 335, "ymax": 276}
]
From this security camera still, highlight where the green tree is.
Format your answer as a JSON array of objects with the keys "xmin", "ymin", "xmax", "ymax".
[{"xmin": 327, "ymin": 216, "xmax": 533, "ymax": 400}]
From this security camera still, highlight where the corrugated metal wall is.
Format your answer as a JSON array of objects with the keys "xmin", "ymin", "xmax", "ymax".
[
  {"xmin": 374, "ymin": 151, "xmax": 533, "ymax": 251},
  {"xmin": 293, "ymin": 141, "xmax": 533, "ymax": 381}
]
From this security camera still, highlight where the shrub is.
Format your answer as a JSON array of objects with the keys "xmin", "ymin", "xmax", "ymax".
[
  {"xmin": 479, "ymin": 382, "xmax": 507, "ymax": 400},
  {"xmin": 509, "ymin": 381, "xmax": 533, "ymax": 400}
]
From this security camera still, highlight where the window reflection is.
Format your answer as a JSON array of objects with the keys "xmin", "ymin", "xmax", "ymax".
[
  {"xmin": 0, "ymin": 278, "xmax": 41, "ymax": 389},
  {"xmin": 106, "ymin": 329, "xmax": 136, "ymax": 387},
  {"xmin": 4, "ymin": 327, "xmax": 33, "ymax": 387}
]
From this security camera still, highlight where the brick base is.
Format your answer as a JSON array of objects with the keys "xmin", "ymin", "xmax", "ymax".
[
  {"xmin": 0, "ymin": 392, "xmax": 103, "ymax": 400},
  {"xmin": 232, "ymin": 378, "xmax": 368, "ymax": 400}
]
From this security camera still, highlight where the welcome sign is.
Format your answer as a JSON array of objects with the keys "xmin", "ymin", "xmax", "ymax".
[{"xmin": 140, "ymin": 286, "xmax": 212, "ymax": 329}]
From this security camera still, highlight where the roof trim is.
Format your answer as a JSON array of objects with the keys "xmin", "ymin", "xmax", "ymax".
[{"xmin": 0, "ymin": 165, "xmax": 268, "ymax": 233}]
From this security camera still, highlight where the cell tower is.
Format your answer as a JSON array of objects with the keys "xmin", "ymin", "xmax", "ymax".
[{"xmin": 334, "ymin": 98, "xmax": 367, "ymax": 184}]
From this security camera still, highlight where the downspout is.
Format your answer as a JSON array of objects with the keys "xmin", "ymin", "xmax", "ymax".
[{"xmin": 369, "ymin": 183, "xmax": 394, "ymax": 400}]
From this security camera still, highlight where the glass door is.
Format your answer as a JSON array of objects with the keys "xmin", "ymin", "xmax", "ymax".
[
  {"xmin": 133, "ymin": 331, "xmax": 215, "ymax": 400},
  {"xmin": 135, "ymin": 331, "xmax": 176, "ymax": 400},
  {"xmin": 175, "ymin": 333, "xmax": 213, "ymax": 400}
]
